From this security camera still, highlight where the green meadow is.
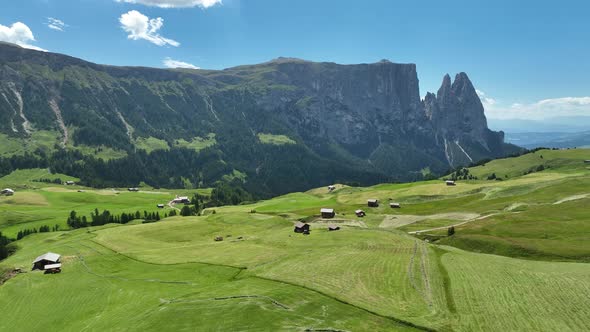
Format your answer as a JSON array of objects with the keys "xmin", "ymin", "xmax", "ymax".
[{"xmin": 1, "ymin": 149, "xmax": 590, "ymax": 331}]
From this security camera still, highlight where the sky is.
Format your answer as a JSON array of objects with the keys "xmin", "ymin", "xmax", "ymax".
[{"xmin": 1, "ymin": 0, "xmax": 589, "ymax": 120}]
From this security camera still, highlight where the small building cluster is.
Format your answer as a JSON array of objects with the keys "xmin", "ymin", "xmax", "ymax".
[
  {"xmin": 172, "ymin": 196, "xmax": 190, "ymax": 204},
  {"xmin": 367, "ymin": 199, "xmax": 379, "ymax": 207},
  {"xmin": 320, "ymin": 208, "xmax": 335, "ymax": 218},
  {"xmin": 32, "ymin": 252, "xmax": 61, "ymax": 273},
  {"xmin": 1, "ymin": 188, "xmax": 14, "ymax": 196}
]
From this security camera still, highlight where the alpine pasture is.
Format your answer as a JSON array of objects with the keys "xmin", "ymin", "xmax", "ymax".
[{"xmin": 1, "ymin": 149, "xmax": 590, "ymax": 331}]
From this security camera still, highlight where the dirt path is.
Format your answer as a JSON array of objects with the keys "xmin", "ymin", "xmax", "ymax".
[
  {"xmin": 408, "ymin": 213, "xmax": 498, "ymax": 234},
  {"xmin": 168, "ymin": 201, "xmax": 181, "ymax": 211}
]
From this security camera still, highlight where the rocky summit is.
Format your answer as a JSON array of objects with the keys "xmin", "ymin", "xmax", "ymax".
[{"xmin": 0, "ymin": 43, "xmax": 519, "ymax": 195}]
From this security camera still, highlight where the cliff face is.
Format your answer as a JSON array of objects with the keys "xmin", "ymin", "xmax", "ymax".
[{"xmin": 0, "ymin": 43, "xmax": 519, "ymax": 191}]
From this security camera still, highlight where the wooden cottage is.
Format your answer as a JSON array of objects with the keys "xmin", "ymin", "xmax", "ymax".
[
  {"xmin": 157, "ymin": 204, "xmax": 165, "ymax": 209},
  {"xmin": 328, "ymin": 185, "xmax": 336, "ymax": 192},
  {"xmin": 128, "ymin": 187, "xmax": 139, "ymax": 192},
  {"xmin": 172, "ymin": 196, "xmax": 190, "ymax": 204},
  {"xmin": 367, "ymin": 199, "xmax": 379, "ymax": 207},
  {"xmin": 445, "ymin": 180, "xmax": 456, "ymax": 186},
  {"xmin": 294, "ymin": 222, "xmax": 310, "ymax": 233},
  {"xmin": 328, "ymin": 225, "xmax": 340, "ymax": 231},
  {"xmin": 585, "ymin": 160, "xmax": 590, "ymax": 164},
  {"xmin": 32, "ymin": 252, "xmax": 61, "ymax": 271},
  {"xmin": 390, "ymin": 202, "xmax": 401, "ymax": 209},
  {"xmin": 1, "ymin": 188, "xmax": 14, "ymax": 196},
  {"xmin": 355, "ymin": 209, "xmax": 366, "ymax": 217},
  {"xmin": 65, "ymin": 181, "xmax": 75, "ymax": 185},
  {"xmin": 320, "ymin": 208, "xmax": 336, "ymax": 218}
]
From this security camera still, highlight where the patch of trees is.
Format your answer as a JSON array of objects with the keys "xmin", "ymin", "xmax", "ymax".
[
  {"xmin": 33, "ymin": 178, "xmax": 63, "ymax": 184},
  {"xmin": 16, "ymin": 224, "xmax": 60, "ymax": 240},
  {"xmin": 523, "ymin": 164, "xmax": 547, "ymax": 176},
  {"xmin": 449, "ymin": 168, "xmax": 478, "ymax": 181},
  {"xmin": 0, "ymin": 232, "xmax": 15, "ymax": 261},
  {"xmin": 67, "ymin": 209, "xmax": 163, "ymax": 229}
]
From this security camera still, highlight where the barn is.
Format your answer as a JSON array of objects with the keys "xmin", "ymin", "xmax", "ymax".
[
  {"xmin": 294, "ymin": 222, "xmax": 310, "ymax": 233},
  {"xmin": 65, "ymin": 181, "xmax": 75, "ymax": 185},
  {"xmin": 328, "ymin": 185, "xmax": 336, "ymax": 192},
  {"xmin": 585, "ymin": 160, "xmax": 590, "ymax": 164},
  {"xmin": 1, "ymin": 188, "xmax": 14, "ymax": 196},
  {"xmin": 320, "ymin": 208, "xmax": 335, "ymax": 218},
  {"xmin": 446, "ymin": 180, "xmax": 456, "ymax": 186},
  {"xmin": 157, "ymin": 204, "xmax": 165, "ymax": 208},
  {"xmin": 128, "ymin": 188, "xmax": 139, "ymax": 192},
  {"xmin": 367, "ymin": 199, "xmax": 379, "ymax": 207},
  {"xmin": 355, "ymin": 209, "xmax": 366, "ymax": 217},
  {"xmin": 390, "ymin": 202, "xmax": 401, "ymax": 208},
  {"xmin": 32, "ymin": 252, "xmax": 61, "ymax": 271},
  {"xmin": 172, "ymin": 196, "xmax": 190, "ymax": 204}
]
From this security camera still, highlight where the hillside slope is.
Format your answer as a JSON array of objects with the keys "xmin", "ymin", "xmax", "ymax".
[{"xmin": 0, "ymin": 43, "xmax": 520, "ymax": 195}]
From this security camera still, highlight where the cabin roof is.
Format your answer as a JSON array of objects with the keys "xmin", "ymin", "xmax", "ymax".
[
  {"xmin": 33, "ymin": 252, "xmax": 60, "ymax": 263},
  {"xmin": 328, "ymin": 225, "xmax": 339, "ymax": 229},
  {"xmin": 295, "ymin": 222, "xmax": 307, "ymax": 228},
  {"xmin": 367, "ymin": 199, "xmax": 378, "ymax": 202},
  {"xmin": 355, "ymin": 209, "xmax": 364, "ymax": 214},
  {"xmin": 320, "ymin": 208, "xmax": 334, "ymax": 213},
  {"xmin": 44, "ymin": 263, "xmax": 62, "ymax": 269}
]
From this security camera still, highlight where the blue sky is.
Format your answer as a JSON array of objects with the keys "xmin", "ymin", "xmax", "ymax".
[{"xmin": 1, "ymin": 0, "xmax": 589, "ymax": 120}]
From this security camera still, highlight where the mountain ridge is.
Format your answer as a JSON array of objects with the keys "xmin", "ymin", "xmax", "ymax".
[{"xmin": 0, "ymin": 42, "xmax": 520, "ymax": 195}]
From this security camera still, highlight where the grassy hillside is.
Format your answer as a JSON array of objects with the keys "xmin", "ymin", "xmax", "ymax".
[{"xmin": 0, "ymin": 149, "xmax": 589, "ymax": 331}]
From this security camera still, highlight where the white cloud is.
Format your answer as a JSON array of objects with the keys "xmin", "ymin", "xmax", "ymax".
[
  {"xmin": 0, "ymin": 22, "xmax": 46, "ymax": 51},
  {"xmin": 119, "ymin": 10, "xmax": 179, "ymax": 47},
  {"xmin": 115, "ymin": 0, "xmax": 222, "ymax": 8},
  {"xmin": 482, "ymin": 94, "xmax": 590, "ymax": 120},
  {"xmin": 476, "ymin": 89, "xmax": 497, "ymax": 106},
  {"xmin": 47, "ymin": 18, "xmax": 67, "ymax": 31},
  {"xmin": 163, "ymin": 57, "xmax": 200, "ymax": 69}
]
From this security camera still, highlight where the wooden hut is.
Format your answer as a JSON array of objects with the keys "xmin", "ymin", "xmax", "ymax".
[
  {"xmin": 65, "ymin": 181, "xmax": 75, "ymax": 185},
  {"xmin": 389, "ymin": 202, "xmax": 401, "ymax": 209},
  {"xmin": 355, "ymin": 209, "xmax": 366, "ymax": 217},
  {"xmin": 328, "ymin": 225, "xmax": 340, "ymax": 231},
  {"xmin": 367, "ymin": 199, "xmax": 379, "ymax": 207},
  {"xmin": 128, "ymin": 187, "xmax": 139, "ymax": 192},
  {"xmin": 157, "ymin": 204, "xmax": 165, "ymax": 208},
  {"xmin": 1, "ymin": 188, "xmax": 14, "ymax": 196},
  {"xmin": 32, "ymin": 252, "xmax": 61, "ymax": 271},
  {"xmin": 328, "ymin": 185, "xmax": 336, "ymax": 192},
  {"xmin": 294, "ymin": 222, "xmax": 310, "ymax": 233},
  {"xmin": 585, "ymin": 160, "xmax": 590, "ymax": 164},
  {"xmin": 445, "ymin": 180, "xmax": 456, "ymax": 186},
  {"xmin": 320, "ymin": 208, "xmax": 335, "ymax": 218}
]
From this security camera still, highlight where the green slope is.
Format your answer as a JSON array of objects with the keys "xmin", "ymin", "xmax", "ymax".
[{"xmin": 0, "ymin": 148, "xmax": 589, "ymax": 331}]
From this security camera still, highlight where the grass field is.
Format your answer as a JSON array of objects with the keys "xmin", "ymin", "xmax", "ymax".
[{"xmin": 1, "ymin": 149, "xmax": 590, "ymax": 331}]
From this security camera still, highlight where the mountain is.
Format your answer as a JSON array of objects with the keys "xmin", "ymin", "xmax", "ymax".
[{"xmin": 0, "ymin": 43, "xmax": 519, "ymax": 195}]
